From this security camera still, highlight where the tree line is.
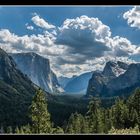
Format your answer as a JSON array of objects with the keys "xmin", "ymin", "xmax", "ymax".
[{"xmin": 1, "ymin": 88, "xmax": 140, "ymax": 134}]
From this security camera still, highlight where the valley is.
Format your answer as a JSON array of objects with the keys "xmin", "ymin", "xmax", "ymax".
[
  {"xmin": 1, "ymin": 6, "xmax": 140, "ymax": 134},
  {"xmin": 0, "ymin": 47, "xmax": 140, "ymax": 134}
]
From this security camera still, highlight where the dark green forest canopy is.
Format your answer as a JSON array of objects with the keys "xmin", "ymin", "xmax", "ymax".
[{"xmin": 1, "ymin": 87, "xmax": 140, "ymax": 134}]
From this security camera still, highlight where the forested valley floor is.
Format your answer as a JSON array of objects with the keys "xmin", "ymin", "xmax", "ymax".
[{"xmin": 1, "ymin": 88, "xmax": 140, "ymax": 134}]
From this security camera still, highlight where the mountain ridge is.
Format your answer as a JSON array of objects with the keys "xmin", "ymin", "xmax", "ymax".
[
  {"xmin": 0, "ymin": 48, "xmax": 37, "ymax": 127},
  {"xmin": 86, "ymin": 60, "xmax": 140, "ymax": 97}
]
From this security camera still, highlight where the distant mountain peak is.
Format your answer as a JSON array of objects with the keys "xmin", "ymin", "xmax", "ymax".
[
  {"xmin": 86, "ymin": 60, "xmax": 140, "ymax": 97},
  {"xmin": 64, "ymin": 71, "xmax": 93, "ymax": 94},
  {"xmin": 102, "ymin": 61, "xmax": 128, "ymax": 77}
]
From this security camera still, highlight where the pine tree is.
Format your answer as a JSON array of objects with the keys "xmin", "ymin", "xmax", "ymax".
[
  {"xmin": 127, "ymin": 88, "xmax": 140, "ymax": 128},
  {"xmin": 80, "ymin": 115, "xmax": 89, "ymax": 133},
  {"xmin": 111, "ymin": 98, "xmax": 129, "ymax": 129},
  {"xmin": 66, "ymin": 112, "xmax": 88, "ymax": 134},
  {"xmin": 73, "ymin": 113, "xmax": 82, "ymax": 133},
  {"xmin": 29, "ymin": 89, "xmax": 52, "ymax": 134},
  {"xmin": 127, "ymin": 108, "xmax": 139, "ymax": 128},
  {"xmin": 131, "ymin": 88, "xmax": 140, "ymax": 115},
  {"xmin": 66, "ymin": 112, "xmax": 80, "ymax": 133},
  {"xmin": 66, "ymin": 113, "xmax": 75, "ymax": 133},
  {"xmin": 103, "ymin": 108, "xmax": 113, "ymax": 133},
  {"xmin": 86, "ymin": 97, "xmax": 104, "ymax": 133}
]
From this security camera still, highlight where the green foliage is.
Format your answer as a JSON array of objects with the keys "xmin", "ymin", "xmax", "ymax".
[
  {"xmin": 111, "ymin": 98, "xmax": 129, "ymax": 129},
  {"xmin": 2, "ymin": 86, "xmax": 140, "ymax": 134},
  {"xmin": 66, "ymin": 112, "xmax": 89, "ymax": 134},
  {"xmin": 86, "ymin": 97, "xmax": 104, "ymax": 133},
  {"xmin": 127, "ymin": 108, "xmax": 139, "ymax": 128},
  {"xmin": 52, "ymin": 126, "xmax": 64, "ymax": 134},
  {"xmin": 109, "ymin": 125, "xmax": 140, "ymax": 134},
  {"xmin": 15, "ymin": 127, "xmax": 20, "ymax": 134},
  {"xmin": 127, "ymin": 88, "xmax": 140, "ymax": 128},
  {"xmin": 64, "ymin": 92, "xmax": 140, "ymax": 134},
  {"xmin": 0, "ymin": 49, "xmax": 36, "ymax": 128},
  {"xmin": 127, "ymin": 88, "xmax": 140, "ymax": 114},
  {"xmin": 15, "ymin": 124, "xmax": 31, "ymax": 134},
  {"xmin": 13, "ymin": 89, "xmax": 64, "ymax": 134},
  {"xmin": 48, "ymin": 95, "xmax": 88, "ymax": 127},
  {"xmin": 0, "ymin": 80, "xmax": 31, "ymax": 128},
  {"xmin": 102, "ymin": 109, "xmax": 113, "ymax": 133},
  {"xmin": 29, "ymin": 89, "xmax": 53, "ymax": 134}
]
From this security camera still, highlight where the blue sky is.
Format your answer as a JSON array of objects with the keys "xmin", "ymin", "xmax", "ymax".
[
  {"xmin": 0, "ymin": 6, "xmax": 140, "ymax": 77},
  {"xmin": 0, "ymin": 6, "xmax": 139, "ymax": 43}
]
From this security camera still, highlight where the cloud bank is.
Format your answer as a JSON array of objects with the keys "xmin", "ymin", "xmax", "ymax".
[{"xmin": 0, "ymin": 14, "xmax": 139, "ymax": 77}]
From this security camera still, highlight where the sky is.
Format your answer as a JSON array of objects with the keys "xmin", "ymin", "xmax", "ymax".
[{"xmin": 0, "ymin": 6, "xmax": 140, "ymax": 77}]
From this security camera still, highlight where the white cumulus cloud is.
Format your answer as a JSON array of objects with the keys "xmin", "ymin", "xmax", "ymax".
[
  {"xmin": 31, "ymin": 14, "xmax": 55, "ymax": 29},
  {"xmin": 123, "ymin": 6, "xmax": 140, "ymax": 29},
  {"xmin": 0, "ymin": 14, "xmax": 140, "ymax": 77},
  {"xmin": 56, "ymin": 15, "xmax": 112, "ymax": 59}
]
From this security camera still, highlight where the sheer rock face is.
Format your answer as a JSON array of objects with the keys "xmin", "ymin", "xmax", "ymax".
[
  {"xmin": 11, "ymin": 52, "xmax": 64, "ymax": 94},
  {"xmin": 86, "ymin": 61, "xmax": 140, "ymax": 97}
]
